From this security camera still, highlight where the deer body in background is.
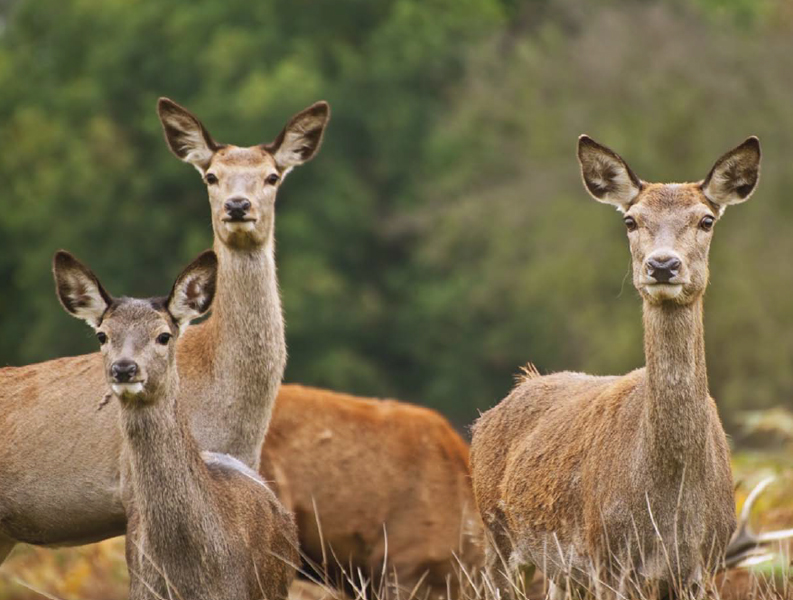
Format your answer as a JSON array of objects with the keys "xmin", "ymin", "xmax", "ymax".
[
  {"xmin": 471, "ymin": 137, "xmax": 762, "ymax": 598},
  {"xmin": 0, "ymin": 99, "xmax": 329, "ymax": 562},
  {"xmin": 261, "ymin": 385, "xmax": 483, "ymax": 598},
  {"xmin": 53, "ymin": 250, "xmax": 297, "ymax": 600}
]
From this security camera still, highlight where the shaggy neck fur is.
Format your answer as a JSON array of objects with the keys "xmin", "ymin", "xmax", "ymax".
[
  {"xmin": 203, "ymin": 231, "xmax": 286, "ymax": 466},
  {"xmin": 120, "ymin": 378, "xmax": 229, "ymax": 562},
  {"xmin": 641, "ymin": 296, "xmax": 710, "ymax": 481}
]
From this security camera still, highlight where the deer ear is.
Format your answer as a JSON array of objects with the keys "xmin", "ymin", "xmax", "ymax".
[
  {"xmin": 577, "ymin": 135, "xmax": 643, "ymax": 212},
  {"xmin": 269, "ymin": 101, "xmax": 330, "ymax": 174},
  {"xmin": 167, "ymin": 250, "xmax": 218, "ymax": 329},
  {"xmin": 701, "ymin": 137, "xmax": 761, "ymax": 210},
  {"xmin": 53, "ymin": 251, "xmax": 112, "ymax": 328},
  {"xmin": 157, "ymin": 98, "xmax": 220, "ymax": 173}
]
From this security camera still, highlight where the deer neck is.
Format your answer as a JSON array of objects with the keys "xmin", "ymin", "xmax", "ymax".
[
  {"xmin": 641, "ymin": 297, "xmax": 710, "ymax": 477},
  {"xmin": 203, "ymin": 235, "xmax": 286, "ymax": 454},
  {"xmin": 120, "ymin": 381, "xmax": 226, "ymax": 555}
]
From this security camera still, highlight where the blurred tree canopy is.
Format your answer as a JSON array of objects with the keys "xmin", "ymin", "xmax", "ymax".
[{"xmin": 1, "ymin": 0, "xmax": 792, "ymax": 435}]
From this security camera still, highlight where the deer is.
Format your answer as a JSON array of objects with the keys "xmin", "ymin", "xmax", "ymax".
[
  {"xmin": 0, "ymin": 98, "xmax": 329, "ymax": 563},
  {"xmin": 52, "ymin": 249, "xmax": 298, "ymax": 600},
  {"xmin": 260, "ymin": 384, "xmax": 483, "ymax": 599},
  {"xmin": 470, "ymin": 136, "xmax": 762, "ymax": 599}
]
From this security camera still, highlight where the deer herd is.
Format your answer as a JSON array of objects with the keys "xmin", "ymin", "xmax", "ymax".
[{"xmin": 0, "ymin": 98, "xmax": 791, "ymax": 600}]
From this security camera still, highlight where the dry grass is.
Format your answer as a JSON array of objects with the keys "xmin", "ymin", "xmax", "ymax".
[{"xmin": 1, "ymin": 455, "xmax": 791, "ymax": 600}]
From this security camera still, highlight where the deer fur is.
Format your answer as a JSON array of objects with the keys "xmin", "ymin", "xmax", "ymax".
[
  {"xmin": 0, "ymin": 98, "xmax": 329, "ymax": 561},
  {"xmin": 470, "ymin": 136, "xmax": 761, "ymax": 598},
  {"xmin": 53, "ymin": 249, "xmax": 297, "ymax": 600},
  {"xmin": 261, "ymin": 384, "xmax": 483, "ymax": 598}
]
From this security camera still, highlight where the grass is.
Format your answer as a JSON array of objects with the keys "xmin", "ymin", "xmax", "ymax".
[{"xmin": 1, "ymin": 452, "xmax": 791, "ymax": 600}]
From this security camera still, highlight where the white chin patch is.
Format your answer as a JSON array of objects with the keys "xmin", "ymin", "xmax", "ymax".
[
  {"xmin": 225, "ymin": 221, "xmax": 256, "ymax": 233},
  {"xmin": 645, "ymin": 284, "xmax": 683, "ymax": 300},
  {"xmin": 112, "ymin": 382, "xmax": 144, "ymax": 397}
]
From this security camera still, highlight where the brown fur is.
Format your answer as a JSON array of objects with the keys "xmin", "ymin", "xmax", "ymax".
[
  {"xmin": 471, "ymin": 136, "xmax": 761, "ymax": 598},
  {"xmin": 0, "ymin": 99, "xmax": 328, "ymax": 562},
  {"xmin": 261, "ymin": 385, "xmax": 483, "ymax": 598}
]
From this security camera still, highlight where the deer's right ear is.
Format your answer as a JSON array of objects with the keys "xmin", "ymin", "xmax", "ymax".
[
  {"xmin": 53, "ymin": 251, "xmax": 112, "ymax": 328},
  {"xmin": 157, "ymin": 98, "xmax": 219, "ymax": 173},
  {"xmin": 577, "ymin": 135, "xmax": 643, "ymax": 212},
  {"xmin": 166, "ymin": 250, "xmax": 218, "ymax": 329}
]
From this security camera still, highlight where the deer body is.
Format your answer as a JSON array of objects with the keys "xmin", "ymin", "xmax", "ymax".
[
  {"xmin": 471, "ymin": 137, "xmax": 761, "ymax": 597},
  {"xmin": 0, "ymin": 99, "xmax": 329, "ymax": 561},
  {"xmin": 261, "ymin": 384, "xmax": 483, "ymax": 597},
  {"xmin": 123, "ymin": 376, "xmax": 296, "ymax": 600}
]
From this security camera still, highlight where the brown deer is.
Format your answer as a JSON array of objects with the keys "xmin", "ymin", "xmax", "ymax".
[
  {"xmin": 471, "ymin": 136, "xmax": 762, "ymax": 598},
  {"xmin": 53, "ymin": 249, "xmax": 298, "ymax": 600},
  {"xmin": 0, "ymin": 98, "xmax": 328, "ymax": 562},
  {"xmin": 261, "ymin": 385, "xmax": 483, "ymax": 598}
]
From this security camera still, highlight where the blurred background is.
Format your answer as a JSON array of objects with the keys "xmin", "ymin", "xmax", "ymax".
[{"xmin": 3, "ymin": 0, "xmax": 793, "ymax": 595}]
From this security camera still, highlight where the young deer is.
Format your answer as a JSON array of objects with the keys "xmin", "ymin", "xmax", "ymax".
[
  {"xmin": 471, "ymin": 137, "xmax": 762, "ymax": 598},
  {"xmin": 53, "ymin": 250, "xmax": 298, "ymax": 600},
  {"xmin": 0, "ymin": 99, "xmax": 328, "ymax": 562}
]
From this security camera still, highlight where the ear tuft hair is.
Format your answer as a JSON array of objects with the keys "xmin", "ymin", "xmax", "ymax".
[
  {"xmin": 157, "ymin": 97, "xmax": 220, "ymax": 172},
  {"xmin": 701, "ymin": 136, "xmax": 761, "ymax": 209},
  {"xmin": 166, "ymin": 250, "xmax": 218, "ymax": 329},
  {"xmin": 53, "ymin": 251, "xmax": 113, "ymax": 328},
  {"xmin": 577, "ymin": 135, "xmax": 643, "ymax": 211}
]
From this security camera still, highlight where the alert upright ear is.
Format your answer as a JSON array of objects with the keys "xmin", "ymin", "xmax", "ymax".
[
  {"xmin": 157, "ymin": 97, "xmax": 220, "ymax": 173},
  {"xmin": 577, "ymin": 135, "xmax": 643, "ymax": 212},
  {"xmin": 166, "ymin": 250, "xmax": 218, "ymax": 329},
  {"xmin": 269, "ymin": 101, "xmax": 330, "ymax": 174},
  {"xmin": 53, "ymin": 251, "xmax": 113, "ymax": 328},
  {"xmin": 701, "ymin": 137, "xmax": 761, "ymax": 210}
]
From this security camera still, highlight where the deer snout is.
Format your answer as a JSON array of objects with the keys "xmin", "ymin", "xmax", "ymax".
[
  {"xmin": 645, "ymin": 254, "xmax": 682, "ymax": 284},
  {"xmin": 111, "ymin": 360, "xmax": 138, "ymax": 383},
  {"xmin": 224, "ymin": 197, "xmax": 252, "ymax": 221}
]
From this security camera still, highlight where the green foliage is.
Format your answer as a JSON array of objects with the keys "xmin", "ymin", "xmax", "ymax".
[{"xmin": 1, "ymin": 0, "xmax": 792, "ymax": 433}]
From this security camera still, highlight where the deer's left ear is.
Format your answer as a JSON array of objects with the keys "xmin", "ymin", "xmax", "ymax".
[
  {"xmin": 269, "ymin": 101, "xmax": 330, "ymax": 174},
  {"xmin": 167, "ymin": 251, "xmax": 218, "ymax": 329},
  {"xmin": 701, "ymin": 137, "xmax": 761, "ymax": 209}
]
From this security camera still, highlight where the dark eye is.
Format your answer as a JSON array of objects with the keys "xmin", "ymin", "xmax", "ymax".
[
  {"xmin": 205, "ymin": 173, "xmax": 218, "ymax": 185},
  {"xmin": 156, "ymin": 332, "xmax": 172, "ymax": 346},
  {"xmin": 96, "ymin": 332, "xmax": 108, "ymax": 345},
  {"xmin": 624, "ymin": 216, "xmax": 638, "ymax": 232},
  {"xmin": 699, "ymin": 215, "xmax": 715, "ymax": 231},
  {"xmin": 265, "ymin": 174, "xmax": 279, "ymax": 185}
]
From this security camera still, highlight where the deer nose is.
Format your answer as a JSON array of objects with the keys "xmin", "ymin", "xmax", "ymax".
[
  {"xmin": 224, "ymin": 197, "xmax": 251, "ymax": 221},
  {"xmin": 646, "ymin": 256, "xmax": 682, "ymax": 284},
  {"xmin": 111, "ymin": 360, "xmax": 138, "ymax": 383}
]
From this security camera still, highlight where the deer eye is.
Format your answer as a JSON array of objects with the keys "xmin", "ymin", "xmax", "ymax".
[
  {"xmin": 265, "ymin": 174, "xmax": 279, "ymax": 185},
  {"xmin": 96, "ymin": 332, "xmax": 108, "ymax": 345},
  {"xmin": 156, "ymin": 332, "xmax": 172, "ymax": 346},
  {"xmin": 205, "ymin": 173, "xmax": 218, "ymax": 185},
  {"xmin": 624, "ymin": 216, "xmax": 638, "ymax": 232},
  {"xmin": 699, "ymin": 215, "xmax": 715, "ymax": 231}
]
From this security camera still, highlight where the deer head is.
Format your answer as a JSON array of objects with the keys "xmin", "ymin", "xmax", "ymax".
[
  {"xmin": 578, "ymin": 136, "xmax": 761, "ymax": 305},
  {"xmin": 157, "ymin": 98, "xmax": 330, "ymax": 250},
  {"xmin": 53, "ymin": 251, "xmax": 218, "ymax": 405}
]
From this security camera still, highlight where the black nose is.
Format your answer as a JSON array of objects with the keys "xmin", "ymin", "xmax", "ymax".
[
  {"xmin": 224, "ymin": 197, "xmax": 251, "ymax": 221},
  {"xmin": 647, "ymin": 256, "xmax": 682, "ymax": 284},
  {"xmin": 111, "ymin": 360, "xmax": 138, "ymax": 383}
]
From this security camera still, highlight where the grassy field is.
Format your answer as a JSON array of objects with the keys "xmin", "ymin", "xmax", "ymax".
[{"xmin": 1, "ymin": 453, "xmax": 791, "ymax": 600}]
